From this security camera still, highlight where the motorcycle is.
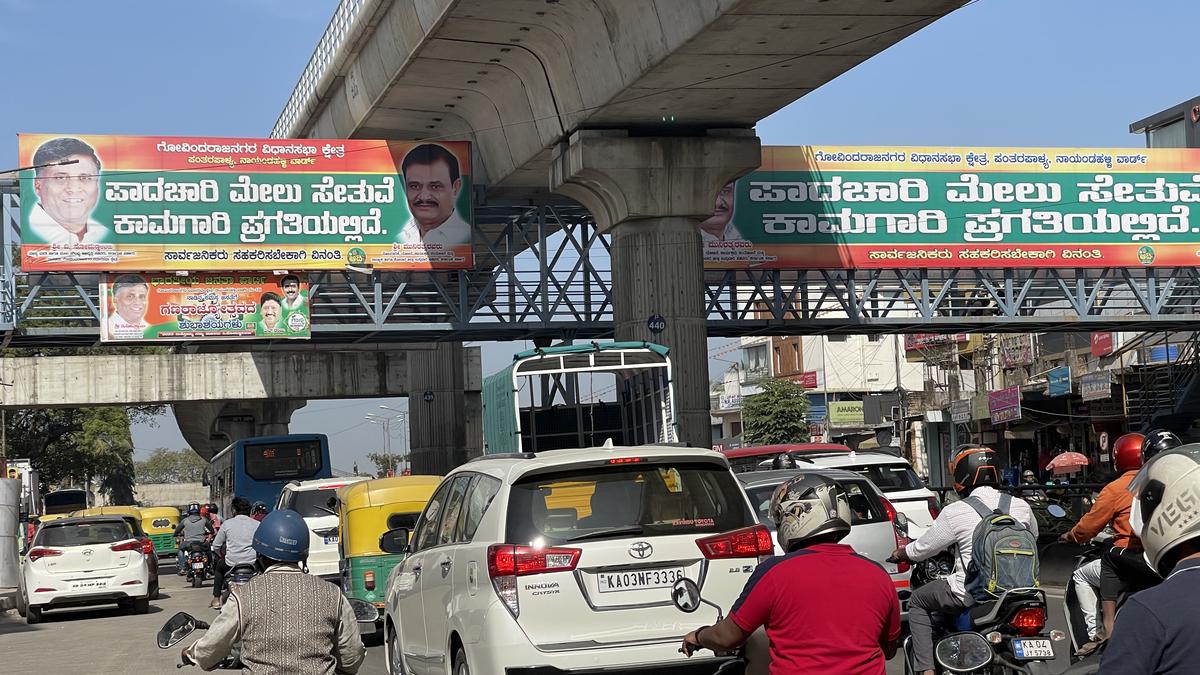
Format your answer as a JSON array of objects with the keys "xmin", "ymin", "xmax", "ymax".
[
  {"xmin": 185, "ymin": 542, "xmax": 212, "ymax": 588},
  {"xmin": 895, "ymin": 503, "xmax": 1070, "ymax": 674},
  {"xmin": 156, "ymin": 598, "xmax": 380, "ymax": 668},
  {"xmin": 1062, "ymin": 529, "xmax": 1114, "ymax": 661}
]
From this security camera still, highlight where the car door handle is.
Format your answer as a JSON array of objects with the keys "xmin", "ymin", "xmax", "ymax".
[{"xmin": 439, "ymin": 558, "xmax": 452, "ymax": 570}]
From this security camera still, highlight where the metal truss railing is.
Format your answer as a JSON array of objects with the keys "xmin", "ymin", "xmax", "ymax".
[
  {"xmin": 7, "ymin": 190, "xmax": 1200, "ymax": 344},
  {"xmin": 703, "ymin": 267, "xmax": 1200, "ymax": 336}
]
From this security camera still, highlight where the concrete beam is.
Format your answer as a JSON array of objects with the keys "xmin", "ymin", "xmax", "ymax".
[{"xmin": 0, "ymin": 346, "xmax": 480, "ymax": 408}]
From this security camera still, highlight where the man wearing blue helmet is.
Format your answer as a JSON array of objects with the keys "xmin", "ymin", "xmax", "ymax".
[{"xmin": 182, "ymin": 509, "xmax": 366, "ymax": 674}]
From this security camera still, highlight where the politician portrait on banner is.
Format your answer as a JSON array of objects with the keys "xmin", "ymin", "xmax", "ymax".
[
  {"xmin": 99, "ymin": 273, "xmax": 312, "ymax": 342},
  {"xmin": 18, "ymin": 134, "xmax": 473, "ymax": 272}
]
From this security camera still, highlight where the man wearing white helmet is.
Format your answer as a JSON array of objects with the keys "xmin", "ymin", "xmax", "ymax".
[
  {"xmin": 1101, "ymin": 444, "xmax": 1200, "ymax": 674},
  {"xmin": 680, "ymin": 473, "xmax": 900, "ymax": 675}
]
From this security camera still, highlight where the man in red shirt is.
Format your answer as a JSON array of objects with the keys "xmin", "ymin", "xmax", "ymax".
[{"xmin": 681, "ymin": 473, "xmax": 900, "ymax": 674}]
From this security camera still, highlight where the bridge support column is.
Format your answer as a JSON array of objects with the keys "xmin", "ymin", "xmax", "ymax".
[
  {"xmin": 408, "ymin": 343, "xmax": 483, "ymax": 474},
  {"xmin": 551, "ymin": 130, "xmax": 761, "ymax": 448},
  {"xmin": 175, "ymin": 399, "xmax": 308, "ymax": 460}
]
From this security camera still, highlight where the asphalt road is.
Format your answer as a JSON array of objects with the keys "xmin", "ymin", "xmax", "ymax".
[{"xmin": 1, "ymin": 558, "xmax": 1075, "ymax": 674}]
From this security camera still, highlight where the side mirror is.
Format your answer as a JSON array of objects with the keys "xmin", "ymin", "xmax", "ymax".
[
  {"xmin": 347, "ymin": 597, "xmax": 379, "ymax": 624},
  {"xmin": 671, "ymin": 578, "xmax": 702, "ymax": 613},
  {"xmin": 1047, "ymin": 504, "xmax": 1068, "ymax": 519},
  {"xmin": 326, "ymin": 496, "xmax": 338, "ymax": 510},
  {"xmin": 157, "ymin": 612, "xmax": 197, "ymax": 649},
  {"xmin": 894, "ymin": 511, "xmax": 910, "ymax": 535},
  {"xmin": 379, "ymin": 527, "xmax": 411, "ymax": 554}
]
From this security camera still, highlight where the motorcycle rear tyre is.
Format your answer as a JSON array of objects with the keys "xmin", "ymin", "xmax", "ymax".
[{"xmin": 192, "ymin": 573, "xmax": 203, "ymax": 588}]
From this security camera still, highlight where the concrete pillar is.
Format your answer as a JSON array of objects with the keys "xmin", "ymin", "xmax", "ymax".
[
  {"xmin": 551, "ymin": 130, "xmax": 761, "ymax": 448},
  {"xmin": 174, "ymin": 399, "xmax": 307, "ymax": 460},
  {"xmin": 408, "ymin": 343, "xmax": 484, "ymax": 474}
]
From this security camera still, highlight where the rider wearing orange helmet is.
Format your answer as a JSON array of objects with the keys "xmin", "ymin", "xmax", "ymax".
[{"xmin": 1060, "ymin": 431, "xmax": 1157, "ymax": 644}]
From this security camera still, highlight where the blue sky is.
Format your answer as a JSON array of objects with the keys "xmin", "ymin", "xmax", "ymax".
[{"xmin": 2, "ymin": 0, "xmax": 1195, "ymax": 473}]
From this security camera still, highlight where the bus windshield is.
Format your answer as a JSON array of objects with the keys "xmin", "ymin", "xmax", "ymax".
[{"xmin": 243, "ymin": 439, "xmax": 324, "ymax": 481}]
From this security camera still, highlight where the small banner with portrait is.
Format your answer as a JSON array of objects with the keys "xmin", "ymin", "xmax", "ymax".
[{"xmin": 100, "ymin": 272, "xmax": 311, "ymax": 342}]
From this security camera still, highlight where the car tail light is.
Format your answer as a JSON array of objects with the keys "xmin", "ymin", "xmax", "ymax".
[
  {"xmin": 927, "ymin": 496, "xmax": 942, "ymax": 520},
  {"xmin": 487, "ymin": 544, "xmax": 583, "ymax": 619},
  {"xmin": 881, "ymin": 498, "xmax": 910, "ymax": 573},
  {"xmin": 121, "ymin": 580, "xmax": 143, "ymax": 586},
  {"xmin": 140, "ymin": 538, "xmax": 155, "ymax": 556},
  {"xmin": 696, "ymin": 525, "xmax": 774, "ymax": 560},
  {"xmin": 1010, "ymin": 607, "xmax": 1046, "ymax": 637},
  {"xmin": 28, "ymin": 548, "xmax": 62, "ymax": 562},
  {"xmin": 364, "ymin": 570, "xmax": 376, "ymax": 591},
  {"xmin": 111, "ymin": 540, "xmax": 143, "ymax": 553},
  {"xmin": 608, "ymin": 457, "xmax": 644, "ymax": 464}
]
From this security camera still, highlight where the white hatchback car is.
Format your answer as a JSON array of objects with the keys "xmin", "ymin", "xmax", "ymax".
[
  {"xmin": 380, "ymin": 444, "xmax": 769, "ymax": 675},
  {"xmin": 18, "ymin": 515, "xmax": 152, "ymax": 623},
  {"xmin": 275, "ymin": 475, "xmax": 369, "ymax": 581}
]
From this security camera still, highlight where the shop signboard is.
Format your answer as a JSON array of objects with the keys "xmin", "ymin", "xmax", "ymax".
[
  {"xmin": 1080, "ymin": 371, "xmax": 1113, "ymax": 401},
  {"xmin": 971, "ymin": 393, "xmax": 991, "ymax": 421},
  {"xmin": 797, "ymin": 370, "xmax": 819, "ymax": 388},
  {"xmin": 949, "ymin": 399, "xmax": 972, "ymax": 423},
  {"xmin": 707, "ymin": 145, "xmax": 1200, "ymax": 269},
  {"xmin": 828, "ymin": 401, "xmax": 865, "ymax": 427},
  {"xmin": 988, "ymin": 385, "xmax": 1022, "ymax": 424},
  {"xmin": 18, "ymin": 134, "xmax": 473, "ymax": 271},
  {"xmin": 1047, "ymin": 366, "xmax": 1071, "ymax": 397},
  {"xmin": 999, "ymin": 334, "xmax": 1034, "ymax": 368},
  {"xmin": 100, "ymin": 272, "xmax": 310, "ymax": 341},
  {"xmin": 1091, "ymin": 332, "xmax": 1114, "ymax": 357}
]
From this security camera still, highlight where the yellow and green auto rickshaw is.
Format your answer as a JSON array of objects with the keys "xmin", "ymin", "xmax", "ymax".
[
  {"xmin": 338, "ymin": 475, "xmax": 441, "ymax": 612},
  {"xmin": 139, "ymin": 506, "xmax": 181, "ymax": 557},
  {"xmin": 71, "ymin": 506, "xmax": 144, "ymax": 521}
]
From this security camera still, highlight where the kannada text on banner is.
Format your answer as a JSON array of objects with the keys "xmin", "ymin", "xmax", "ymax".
[
  {"xmin": 100, "ymin": 272, "xmax": 311, "ymax": 342},
  {"xmin": 702, "ymin": 145, "xmax": 1200, "ymax": 269},
  {"xmin": 18, "ymin": 134, "xmax": 473, "ymax": 271}
]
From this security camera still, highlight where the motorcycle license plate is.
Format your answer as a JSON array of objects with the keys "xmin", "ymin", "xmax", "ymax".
[
  {"xmin": 192, "ymin": 562, "xmax": 205, "ymax": 569},
  {"xmin": 1012, "ymin": 638, "xmax": 1054, "ymax": 659}
]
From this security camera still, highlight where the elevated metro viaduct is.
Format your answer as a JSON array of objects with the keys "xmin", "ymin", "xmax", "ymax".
[{"xmin": 265, "ymin": 0, "xmax": 971, "ymax": 459}]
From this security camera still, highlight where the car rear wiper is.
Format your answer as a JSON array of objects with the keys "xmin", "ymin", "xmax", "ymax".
[{"xmin": 564, "ymin": 526, "xmax": 645, "ymax": 543}]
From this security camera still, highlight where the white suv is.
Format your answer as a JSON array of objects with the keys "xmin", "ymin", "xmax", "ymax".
[
  {"xmin": 275, "ymin": 476, "xmax": 369, "ymax": 581},
  {"xmin": 756, "ymin": 448, "xmax": 940, "ymax": 537},
  {"xmin": 380, "ymin": 444, "xmax": 768, "ymax": 675}
]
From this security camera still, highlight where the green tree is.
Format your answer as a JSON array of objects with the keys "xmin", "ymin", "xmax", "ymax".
[
  {"xmin": 135, "ymin": 447, "xmax": 208, "ymax": 484},
  {"xmin": 741, "ymin": 378, "xmax": 812, "ymax": 446},
  {"xmin": 367, "ymin": 452, "xmax": 402, "ymax": 478}
]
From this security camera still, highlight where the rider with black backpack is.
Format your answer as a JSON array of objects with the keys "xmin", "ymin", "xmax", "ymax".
[{"xmin": 892, "ymin": 445, "xmax": 1040, "ymax": 675}]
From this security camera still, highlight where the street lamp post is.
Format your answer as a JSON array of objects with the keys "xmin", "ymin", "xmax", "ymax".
[
  {"xmin": 365, "ymin": 413, "xmax": 393, "ymax": 476},
  {"xmin": 378, "ymin": 405, "xmax": 410, "ymax": 473}
]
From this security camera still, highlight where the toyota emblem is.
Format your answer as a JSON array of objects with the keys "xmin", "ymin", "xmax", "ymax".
[{"xmin": 628, "ymin": 541, "xmax": 653, "ymax": 559}]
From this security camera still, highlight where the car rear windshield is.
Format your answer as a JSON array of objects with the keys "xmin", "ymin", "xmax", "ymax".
[
  {"xmin": 37, "ymin": 521, "xmax": 134, "ymax": 547},
  {"xmin": 846, "ymin": 464, "xmax": 924, "ymax": 493},
  {"xmin": 284, "ymin": 488, "xmax": 338, "ymax": 518},
  {"xmin": 745, "ymin": 479, "xmax": 886, "ymax": 527},
  {"xmin": 507, "ymin": 461, "xmax": 753, "ymax": 546}
]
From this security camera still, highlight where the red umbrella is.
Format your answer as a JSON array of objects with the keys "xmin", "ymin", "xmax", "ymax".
[{"xmin": 1046, "ymin": 451, "xmax": 1090, "ymax": 473}]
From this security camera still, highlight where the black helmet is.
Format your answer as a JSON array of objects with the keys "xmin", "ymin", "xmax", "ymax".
[
  {"xmin": 949, "ymin": 445, "xmax": 1001, "ymax": 494},
  {"xmin": 1141, "ymin": 428, "xmax": 1182, "ymax": 463},
  {"xmin": 771, "ymin": 453, "xmax": 798, "ymax": 470}
]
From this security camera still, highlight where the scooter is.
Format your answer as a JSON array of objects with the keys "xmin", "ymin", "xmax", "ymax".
[
  {"xmin": 670, "ymin": 577, "xmax": 757, "ymax": 674},
  {"xmin": 219, "ymin": 563, "xmax": 256, "ymax": 605},
  {"xmin": 156, "ymin": 598, "xmax": 380, "ymax": 668}
]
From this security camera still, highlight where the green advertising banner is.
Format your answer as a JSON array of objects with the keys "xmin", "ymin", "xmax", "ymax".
[
  {"xmin": 703, "ymin": 146, "xmax": 1200, "ymax": 269},
  {"xmin": 100, "ymin": 272, "xmax": 310, "ymax": 342}
]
